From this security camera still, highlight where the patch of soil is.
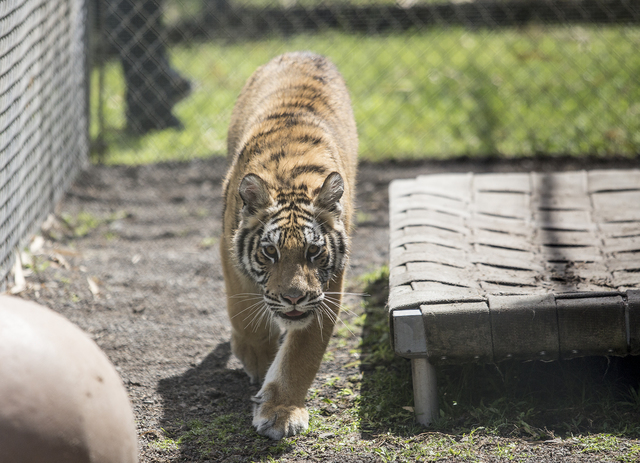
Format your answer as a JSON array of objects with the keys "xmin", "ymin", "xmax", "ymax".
[{"xmin": 12, "ymin": 155, "xmax": 640, "ymax": 462}]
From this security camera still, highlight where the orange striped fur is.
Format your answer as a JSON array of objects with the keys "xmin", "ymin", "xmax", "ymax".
[{"xmin": 220, "ymin": 52, "xmax": 358, "ymax": 439}]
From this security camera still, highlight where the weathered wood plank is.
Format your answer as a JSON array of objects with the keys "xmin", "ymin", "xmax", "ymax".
[
  {"xmin": 396, "ymin": 224, "xmax": 467, "ymax": 241},
  {"xmin": 388, "ymin": 179, "xmax": 418, "ymax": 199},
  {"xmin": 412, "ymin": 281, "xmax": 481, "ymax": 295},
  {"xmin": 532, "ymin": 171, "xmax": 588, "ymax": 196},
  {"xmin": 414, "ymin": 173, "xmax": 473, "ymax": 201},
  {"xmin": 390, "ymin": 232, "xmax": 470, "ymax": 252},
  {"xmin": 476, "ymin": 263, "xmax": 539, "ymax": 287},
  {"xmin": 533, "ymin": 210, "xmax": 595, "ymax": 231},
  {"xmin": 605, "ymin": 256, "xmax": 640, "ymax": 272},
  {"xmin": 538, "ymin": 230, "xmax": 598, "ymax": 246},
  {"xmin": 611, "ymin": 271, "xmax": 640, "ymax": 288},
  {"xmin": 557, "ymin": 296, "xmax": 627, "ymax": 358},
  {"xmin": 592, "ymin": 191, "xmax": 640, "ymax": 223},
  {"xmin": 488, "ymin": 294, "xmax": 559, "ymax": 362},
  {"xmin": 393, "ymin": 215, "xmax": 468, "ymax": 236},
  {"xmin": 603, "ymin": 236, "xmax": 640, "ymax": 254},
  {"xmin": 532, "ymin": 194, "xmax": 591, "ymax": 210},
  {"xmin": 391, "ymin": 195, "xmax": 470, "ymax": 216},
  {"xmin": 473, "ymin": 173, "xmax": 531, "ymax": 193},
  {"xmin": 388, "ymin": 287, "xmax": 485, "ymax": 311},
  {"xmin": 473, "ymin": 228, "xmax": 531, "ymax": 252},
  {"xmin": 401, "ymin": 208, "xmax": 467, "ymax": 227},
  {"xmin": 399, "ymin": 261, "xmax": 472, "ymax": 287},
  {"xmin": 588, "ymin": 169, "xmax": 640, "ymax": 193},
  {"xmin": 598, "ymin": 222, "xmax": 640, "ymax": 238},
  {"xmin": 469, "ymin": 214, "xmax": 532, "ymax": 237},
  {"xmin": 392, "ymin": 243, "xmax": 467, "ymax": 269},
  {"xmin": 421, "ymin": 302, "xmax": 493, "ymax": 364},
  {"xmin": 479, "ymin": 280, "xmax": 548, "ymax": 295},
  {"xmin": 474, "ymin": 191, "xmax": 530, "ymax": 219},
  {"xmin": 540, "ymin": 245, "xmax": 602, "ymax": 262},
  {"xmin": 472, "ymin": 245, "xmax": 542, "ymax": 272}
]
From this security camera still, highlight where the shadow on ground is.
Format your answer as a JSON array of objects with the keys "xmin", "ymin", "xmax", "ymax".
[{"xmin": 157, "ymin": 342, "xmax": 300, "ymax": 461}]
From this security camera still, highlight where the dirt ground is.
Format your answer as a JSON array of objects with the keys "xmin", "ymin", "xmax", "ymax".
[{"xmin": 11, "ymin": 155, "xmax": 640, "ymax": 462}]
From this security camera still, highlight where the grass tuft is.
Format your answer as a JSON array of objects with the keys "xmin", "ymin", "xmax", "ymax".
[{"xmin": 92, "ymin": 27, "xmax": 640, "ymax": 165}]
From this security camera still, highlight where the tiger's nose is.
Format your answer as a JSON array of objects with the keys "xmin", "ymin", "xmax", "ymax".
[{"xmin": 282, "ymin": 290, "xmax": 305, "ymax": 305}]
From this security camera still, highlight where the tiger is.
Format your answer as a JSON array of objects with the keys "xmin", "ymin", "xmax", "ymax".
[{"xmin": 220, "ymin": 52, "xmax": 358, "ymax": 440}]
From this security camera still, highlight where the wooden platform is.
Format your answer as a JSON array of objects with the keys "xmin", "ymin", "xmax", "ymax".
[{"xmin": 387, "ymin": 170, "xmax": 640, "ymax": 425}]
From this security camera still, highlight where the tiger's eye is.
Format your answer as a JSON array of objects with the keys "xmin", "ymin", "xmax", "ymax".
[
  {"xmin": 265, "ymin": 245, "xmax": 277, "ymax": 256},
  {"xmin": 308, "ymin": 245, "xmax": 319, "ymax": 255}
]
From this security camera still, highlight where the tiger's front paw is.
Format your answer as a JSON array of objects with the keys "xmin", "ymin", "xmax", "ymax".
[{"xmin": 252, "ymin": 395, "xmax": 309, "ymax": 440}]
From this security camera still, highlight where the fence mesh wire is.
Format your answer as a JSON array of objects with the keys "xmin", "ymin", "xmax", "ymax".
[
  {"xmin": 0, "ymin": 0, "xmax": 89, "ymax": 286},
  {"xmin": 92, "ymin": 0, "xmax": 640, "ymax": 164}
]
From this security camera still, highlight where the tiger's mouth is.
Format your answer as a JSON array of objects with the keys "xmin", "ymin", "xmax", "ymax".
[{"xmin": 277, "ymin": 309, "xmax": 313, "ymax": 321}]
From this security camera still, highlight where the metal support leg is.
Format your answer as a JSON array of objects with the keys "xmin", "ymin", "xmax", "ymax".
[{"xmin": 411, "ymin": 357, "xmax": 438, "ymax": 426}]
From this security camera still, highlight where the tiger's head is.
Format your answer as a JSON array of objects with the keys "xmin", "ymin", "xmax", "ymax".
[{"xmin": 232, "ymin": 172, "xmax": 348, "ymax": 330}]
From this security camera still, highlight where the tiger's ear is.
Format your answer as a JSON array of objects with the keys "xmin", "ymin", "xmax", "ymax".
[
  {"xmin": 239, "ymin": 174, "xmax": 272, "ymax": 215},
  {"xmin": 314, "ymin": 172, "xmax": 344, "ymax": 215}
]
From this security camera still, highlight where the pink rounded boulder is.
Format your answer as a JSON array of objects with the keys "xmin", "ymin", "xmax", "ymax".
[{"xmin": 0, "ymin": 295, "xmax": 138, "ymax": 463}]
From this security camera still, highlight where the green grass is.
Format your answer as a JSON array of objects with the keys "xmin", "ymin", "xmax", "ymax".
[
  {"xmin": 155, "ymin": 265, "xmax": 640, "ymax": 461},
  {"xmin": 356, "ymin": 267, "xmax": 640, "ymax": 437},
  {"xmin": 92, "ymin": 26, "xmax": 640, "ymax": 165}
]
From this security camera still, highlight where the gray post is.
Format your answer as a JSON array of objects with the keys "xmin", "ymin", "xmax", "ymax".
[{"xmin": 411, "ymin": 357, "xmax": 438, "ymax": 426}]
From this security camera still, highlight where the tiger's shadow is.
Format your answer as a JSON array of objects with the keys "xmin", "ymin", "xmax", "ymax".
[{"xmin": 156, "ymin": 342, "xmax": 294, "ymax": 461}]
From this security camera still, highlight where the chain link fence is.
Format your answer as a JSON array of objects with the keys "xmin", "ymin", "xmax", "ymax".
[
  {"xmin": 0, "ymin": 0, "xmax": 89, "ymax": 287},
  {"xmin": 91, "ymin": 0, "xmax": 640, "ymax": 164}
]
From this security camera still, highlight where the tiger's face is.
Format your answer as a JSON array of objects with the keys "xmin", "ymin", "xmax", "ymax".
[{"xmin": 233, "ymin": 172, "xmax": 348, "ymax": 329}]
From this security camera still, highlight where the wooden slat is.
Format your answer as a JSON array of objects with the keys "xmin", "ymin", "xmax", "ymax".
[
  {"xmin": 402, "ymin": 262, "xmax": 472, "ymax": 287},
  {"xmin": 592, "ymin": 191, "xmax": 640, "ymax": 223},
  {"xmin": 469, "ymin": 214, "xmax": 532, "ymax": 236},
  {"xmin": 476, "ymin": 263, "xmax": 539, "ymax": 287},
  {"xmin": 557, "ymin": 296, "xmax": 627, "ymax": 358},
  {"xmin": 401, "ymin": 208, "xmax": 467, "ymax": 227},
  {"xmin": 410, "ymin": 281, "xmax": 482, "ymax": 301},
  {"xmin": 474, "ymin": 191, "xmax": 530, "ymax": 219},
  {"xmin": 390, "ymin": 232, "xmax": 469, "ymax": 252},
  {"xmin": 391, "ymin": 195, "xmax": 469, "ymax": 217},
  {"xmin": 489, "ymin": 294, "xmax": 559, "ymax": 362},
  {"xmin": 388, "ymin": 287, "xmax": 485, "ymax": 311},
  {"xmin": 421, "ymin": 302, "xmax": 493, "ymax": 364},
  {"xmin": 532, "ymin": 171, "xmax": 588, "ymax": 196},
  {"xmin": 540, "ymin": 245, "xmax": 602, "ymax": 262},
  {"xmin": 393, "ymin": 215, "xmax": 468, "ymax": 235},
  {"xmin": 472, "ymin": 245, "xmax": 542, "ymax": 272},
  {"xmin": 538, "ymin": 230, "xmax": 597, "ymax": 246},
  {"xmin": 392, "ymin": 243, "xmax": 467, "ymax": 268},
  {"xmin": 605, "ymin": 256, "xmax": 640, "ymax": 272},
  {"xmin": 388, "ymin": 179, "xmax": 417, "ymax": 199},
  {"xmin": 473, "ymin": 228, "xmax": 531, "ymax": 252},
  {"xmin": 588, "ymin": 169, "xmax": 640, "ymax": 193},
  {"xmin": 611, "ymin": 271, "xmax": 640, "ymax": 288},
  {"xmin": 415, "ymin": 173, "xmax": 473, "ymax": 201},
  {"xmin": 598, "ymin": 222, "xmax": 640, "ymax": 238},
  {"xmin": 473, "ymin": 172, "xmax": 531, "ymax": 193},
  {"xmin": 533, "ymin": 210, "xmax": 595, "ymax": 231},
  {"xmin": 532, "ymin": 194, "xmax": 591, "ymax": 210},
  {"xmin": 479, "ymin": 281, "xmax": 548, "ymax": 294},
  {"xmin": 603, "ymin": 236, "xmax": 640, "ymax": 254},
  {"xmin": 411, "ymin": 281, "xmax": 481, "ymax": 294}
]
